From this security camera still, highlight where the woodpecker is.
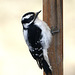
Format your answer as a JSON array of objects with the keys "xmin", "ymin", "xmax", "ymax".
[{"xmin": 21, "ymin": 10, "xmax": 52, "ymax": 75}]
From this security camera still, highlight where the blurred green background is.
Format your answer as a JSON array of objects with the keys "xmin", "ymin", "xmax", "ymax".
[{"xmin": 0, "ymin": 0, "xmax": 75, "ymax": 75}]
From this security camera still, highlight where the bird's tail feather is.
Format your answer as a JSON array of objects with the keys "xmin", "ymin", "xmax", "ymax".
[{"xmin": 42, "ymin": 59, "xmax": 52, "ymax": 75}]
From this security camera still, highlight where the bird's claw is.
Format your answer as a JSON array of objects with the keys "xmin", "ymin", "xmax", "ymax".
[{"xmin": 51, "ymin": 26, "xmax": 60, "ymax": 35}]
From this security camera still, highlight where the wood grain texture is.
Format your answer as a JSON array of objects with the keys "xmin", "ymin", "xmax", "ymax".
[{"xmin": 43, "ymin": 0, "xmax": 63, "ymax": 75}]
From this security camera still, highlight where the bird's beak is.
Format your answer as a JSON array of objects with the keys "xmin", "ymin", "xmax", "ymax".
[
  {"xmin": 33, "ymin": 10, "xmax": 41, "ymax": 22},
  {"xmin": 35, "ymin": 10, "xmax": 41, "ymax": 17}
]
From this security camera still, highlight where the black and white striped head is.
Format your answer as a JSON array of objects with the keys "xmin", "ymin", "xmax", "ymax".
[{"xmin": 21, "ymin": 10, "xmax": 41, "ymax": 25}]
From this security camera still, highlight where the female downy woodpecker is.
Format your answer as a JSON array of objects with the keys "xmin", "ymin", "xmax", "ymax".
[{"xmin": 21, "ymin": 10, "xmax": 52, "ymax": 75}]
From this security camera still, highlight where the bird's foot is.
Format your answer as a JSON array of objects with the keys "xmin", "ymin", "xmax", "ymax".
[{"xmin": 51, "ymin": 26, "xmax": 60, "ymax": 35}]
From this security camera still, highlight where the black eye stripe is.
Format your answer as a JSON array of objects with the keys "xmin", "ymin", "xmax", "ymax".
[
  {"xmin": 22, "ymin": 15, "xmax": 34, "ymax": 24},
  {"xmin": 22, "ymin": 19, "xmax": 30, "ymax": 24}
]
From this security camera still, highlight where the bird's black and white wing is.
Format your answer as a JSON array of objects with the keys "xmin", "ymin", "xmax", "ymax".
[
  {"xmin": 23, "ymin": 23, "xmax": 43, "ymax": 68},
  {"xmin": 23, "ymin": 18, "xmax": 52, "ymax": 75},
  {"xmin": 22, "ymin": 11, "xmax": 52, "ymax": 75}
]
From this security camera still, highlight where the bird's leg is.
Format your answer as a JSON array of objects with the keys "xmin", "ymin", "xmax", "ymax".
[{"xmin": 51, "ymin": 26, "xmax": 60, "ymax": 35}]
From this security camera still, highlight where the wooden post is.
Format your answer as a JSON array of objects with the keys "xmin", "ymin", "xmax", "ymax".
[{"xmin": 43, "ymin": 0, "xmax": 63, "ymax": 75}]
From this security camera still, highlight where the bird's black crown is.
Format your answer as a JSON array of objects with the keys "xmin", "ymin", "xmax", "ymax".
[
  {"xmin": 21, "ymin": 12, "xmax": 35, "ymax": 24},
  {"xmin": 21, "ymin": 10, "xmax": 41, "ymax": 25}
]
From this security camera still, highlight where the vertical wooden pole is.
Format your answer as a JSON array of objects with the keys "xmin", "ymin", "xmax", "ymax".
[{"xmin": 43, "ymin": 0, "xmax": 63, "ymax": 75}]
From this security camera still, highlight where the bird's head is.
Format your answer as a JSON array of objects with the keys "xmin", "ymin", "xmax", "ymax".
[{"xmin": 21, "ymin": 10, "xmax": 41, "ymax": 25}]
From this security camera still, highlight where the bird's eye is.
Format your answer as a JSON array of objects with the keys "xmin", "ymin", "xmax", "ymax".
[{"xmin": 29, "ymin": 15, "xmax": 34, "ymax": 20}]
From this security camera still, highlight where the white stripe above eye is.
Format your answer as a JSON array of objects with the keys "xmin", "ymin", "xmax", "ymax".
[{"xmin": 22, "ymin": 14, "xmax": 33, "ymax": 20}]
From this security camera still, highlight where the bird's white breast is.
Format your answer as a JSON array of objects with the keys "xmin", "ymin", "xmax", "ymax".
[
  {"xmin": 34, "ymin": 18, "xmax": 52, "ymax": 49},
  {"xmin": 23, "ymin": 30, "xmax": 33, "ymax": 51}
]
